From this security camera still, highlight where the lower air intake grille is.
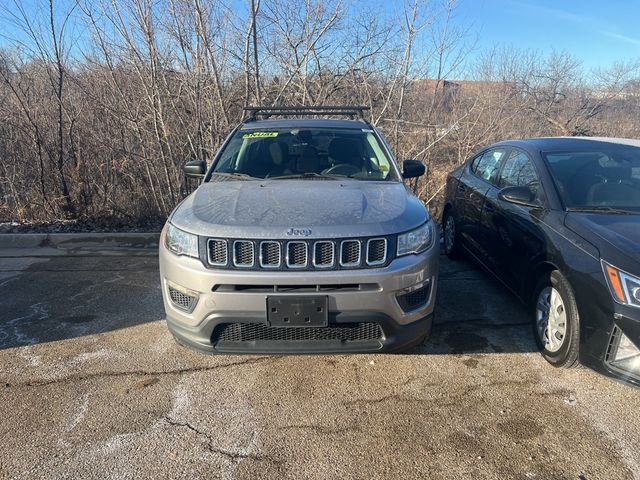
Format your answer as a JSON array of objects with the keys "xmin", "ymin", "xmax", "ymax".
[{"xmin": 212, "ymin": 322, "xmax": 383, "ymax": 343}]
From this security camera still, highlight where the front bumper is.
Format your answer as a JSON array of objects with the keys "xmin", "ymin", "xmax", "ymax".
[
  {"xmin": 573, "ymin": 274, "xmax": 640, "ymax": 387},
  {"xmin": 159, "ymin": 240, "xmax": 439, "ymax": 353}
]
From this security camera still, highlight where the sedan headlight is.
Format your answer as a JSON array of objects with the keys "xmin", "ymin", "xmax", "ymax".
[
  {"xmin": 397, "ymin": 221, "xmax": 433, "ymax": 256},
  {"xmin": 165, "ymin": 223, "xmax": 199, "ymax": 258},
  {"xmin": 602, "ymin": 261, "xmax": 640, "ymax": 309}
]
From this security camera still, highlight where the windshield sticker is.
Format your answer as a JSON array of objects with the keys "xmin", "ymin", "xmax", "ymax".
[{"xmin": 243, "ymin": 132, "xmax": 279, "ymax": 139}]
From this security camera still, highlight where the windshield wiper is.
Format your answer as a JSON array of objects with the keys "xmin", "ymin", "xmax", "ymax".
[
  {"xmin": 270, "ymin": 172, "xmax": 341, "ymax": 180},
  {"xmin": 211, "ymin": 172, "xmax": 257, "ymax": 180},
  {"xmin": 567, "ymin": 206, "xmax": 639, "ymax": 215}
]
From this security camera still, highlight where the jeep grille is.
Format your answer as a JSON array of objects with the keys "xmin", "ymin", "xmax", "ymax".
[{"xmin": 204, "ymin": 236, "xmax": 393, "ymax": 270}]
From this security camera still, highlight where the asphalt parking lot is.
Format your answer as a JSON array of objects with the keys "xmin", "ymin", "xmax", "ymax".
[{"xmin": 1, "ymin": 249, "xmax": 639, "ymax": 479}]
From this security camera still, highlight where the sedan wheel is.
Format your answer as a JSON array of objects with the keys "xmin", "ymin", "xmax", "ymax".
[
  {"xmin": 532, "ymin": 271, "xmax": 580, "ymax": 368},
  {"xmin": 535, "ymin": 287, "xmax": 567, "ymax": 353},
  {"xmin": 443, "ymin": 211, "xmax": 460, "ymax": 258}
]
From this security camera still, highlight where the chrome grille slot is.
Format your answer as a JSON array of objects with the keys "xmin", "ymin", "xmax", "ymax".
[
  {"xmin": 259, "ymin": 241, "xmax": 281, "ymax": 268},
  {"xmin": 233, "ymin": 240, "xmax": 255, "ymax": 267},
  {"xmin": 313, "ymin": 241, "xmax": 335, "ymax": 268},
  {"xmin": 286, "ymin": 241, "xmax": 308, "ymax": 268},
  {"xmin": 366, "ymin": 238, "xmax": 387, "ymax": 266},
  {"xmin": 340, "ymin": 240, "xmax": 361, "ymax": 267},
  {"xmin": 207, "ymin": 239, "xmax": 228, "ymax": 266}
]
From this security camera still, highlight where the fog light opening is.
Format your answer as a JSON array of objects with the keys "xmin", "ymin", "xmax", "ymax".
[
  {"xmin": 396, "ymin": 279, "xmax": 432, "ymax": 313},
  {"xmin": 166, "ymin": 280, "xmax": 199, "ymax": 313},
  {"xmin": 606, "ymin": 326, "xmax": 640, "ymax": 380}
]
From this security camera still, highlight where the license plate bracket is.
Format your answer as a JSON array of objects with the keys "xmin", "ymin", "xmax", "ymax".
[{"xmin": 266, "ymin": 296, "xmax": 328, "ymax": 327}]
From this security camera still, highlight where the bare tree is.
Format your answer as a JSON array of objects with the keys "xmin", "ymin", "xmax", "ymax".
[{"xmin": 0, "ymin": 0, "xmax": 638, "ymax": 226}]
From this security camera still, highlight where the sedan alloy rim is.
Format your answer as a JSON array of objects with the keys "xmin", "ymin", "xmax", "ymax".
[{"xmin": 535, "ymin": 286, "xmax": 568, "ymax": 353}]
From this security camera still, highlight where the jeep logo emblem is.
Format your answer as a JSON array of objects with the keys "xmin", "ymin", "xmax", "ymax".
[{"xmin": 286, "ymin": 228, "xmax": 312, "ymax": 236}]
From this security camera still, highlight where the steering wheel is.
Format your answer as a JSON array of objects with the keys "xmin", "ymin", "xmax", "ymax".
[{"xmin": 322, "ymin": 163, "xmax": 361, "ymax": 176}]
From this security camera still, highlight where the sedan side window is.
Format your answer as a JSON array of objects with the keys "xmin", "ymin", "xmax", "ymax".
[
  {"xmin": 471, "ymin": 148, "xmax": 508, "ymax": 185},
  {"xmin": 499, "ymin": 150, "xmax": 540, "ymax": 194}
]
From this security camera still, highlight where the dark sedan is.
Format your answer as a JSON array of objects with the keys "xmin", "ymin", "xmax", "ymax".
[{"xmin": 442, "ymin": 137, "xmax": 640, "ymax": 386}]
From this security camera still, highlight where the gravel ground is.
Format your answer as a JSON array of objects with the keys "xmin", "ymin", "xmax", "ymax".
[{"xmin": 0, "ymin": 251, "xmax": 638, "ymax": 479}]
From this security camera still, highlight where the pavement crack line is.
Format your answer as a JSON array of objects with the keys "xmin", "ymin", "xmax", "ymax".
[
  {"xmin": 163, "ymin": 416, "xmax": 280, "ymax": 464},
  {"xmin": 5, "ymin": 356, "xmax": 278, "ymax": 389}
]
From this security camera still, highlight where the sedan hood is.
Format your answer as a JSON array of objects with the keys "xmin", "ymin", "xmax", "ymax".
[
  {"xmin": 565, "ymin": 212, "xmax": 640, "ymax": 269},
  {"xmin": 170, "ymin": 180, "xmax": 428, "ymax": 239}
]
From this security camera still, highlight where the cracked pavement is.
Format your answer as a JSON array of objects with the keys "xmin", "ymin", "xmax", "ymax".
[{"xmin": 1, "ymin": 252, "xmax": 639, "ymax": 479}]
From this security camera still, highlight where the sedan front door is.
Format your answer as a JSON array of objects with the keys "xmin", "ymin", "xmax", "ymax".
[{"xmin": 482, "ymin": 149, "xmax": 547, "ymax": 295}]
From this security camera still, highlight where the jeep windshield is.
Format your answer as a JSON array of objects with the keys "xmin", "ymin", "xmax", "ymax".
[{"xmin": 209, "ymin": 127, "xmax": 399, "ymax": 181}]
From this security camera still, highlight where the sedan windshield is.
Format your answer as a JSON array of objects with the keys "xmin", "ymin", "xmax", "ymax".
[
  {"xmin": 209, "ymin": 127, "xmax": 397, "ymax": 181},
  {"xmin": 543, "ymin": 144, "xmax": 640, "ymax": 212}
]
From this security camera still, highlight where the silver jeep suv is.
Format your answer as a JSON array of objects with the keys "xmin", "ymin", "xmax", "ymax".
[{"xmin": 159, "ymin": 106, "xmax": 439, "ymax": 353}]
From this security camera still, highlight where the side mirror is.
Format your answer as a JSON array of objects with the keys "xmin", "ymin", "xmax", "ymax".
[
  {"xmin": 402, "ymin": 160, "xmax": 425, "ymax": 179},
  {"xmin": 498, "ymin": 186, "xmax": 540, "ymax": 208},
  {"xmin": 183, "ymin": 160, "xmax": 206, "ymax": 179}
]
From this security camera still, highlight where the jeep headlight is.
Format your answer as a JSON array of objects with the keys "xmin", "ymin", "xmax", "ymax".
[
  {"xmin": 165, "ymin": 223, "xmax": 199, "ymax": 258},
  {"xmin": 602, "ymin": 261, "xmax": 640, "ymax": 309},
  {"xmin": 397, "ymin": 221, "xmax": 433, "ymax": 256}
]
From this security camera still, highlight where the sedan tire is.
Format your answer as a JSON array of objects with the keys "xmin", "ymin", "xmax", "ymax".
[
  {"xmin": 443, "ymin": 209, "xmax": 462, "ymax": 259},
  {"xmin": 533, "ymin": 271, "xmax": 581, "ymax": 368}
]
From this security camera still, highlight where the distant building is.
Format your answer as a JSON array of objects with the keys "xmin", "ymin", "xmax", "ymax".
[{"xmin": 416, "ymin": 78, "xmax": 517, "ymax": 97}]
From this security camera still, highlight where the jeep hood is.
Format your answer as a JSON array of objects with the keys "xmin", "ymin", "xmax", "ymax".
[{"xmin": 170, "ymin": 180, "xmax": 428, "ymax": 239}]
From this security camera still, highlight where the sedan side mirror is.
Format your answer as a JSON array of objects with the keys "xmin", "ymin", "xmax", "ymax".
[
  {"xmin": 183, "ymin": 160, "xmax": 206, "ymax": 179},
  {"xmin": 498, "ymin": 186, "xmax": 540, "ymax": 208},
  {"xmin": 402, "ymin": 160, "xmax": 425, "ymax": 179}
]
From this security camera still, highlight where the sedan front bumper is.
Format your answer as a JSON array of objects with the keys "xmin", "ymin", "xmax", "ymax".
[{"xmin": 574, "ymin": 274, "xmax": 640, "ymax": 387}]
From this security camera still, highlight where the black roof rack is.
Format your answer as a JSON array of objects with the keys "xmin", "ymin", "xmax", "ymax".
[{"xmin": 243, "ymin": 105, "xmax": 370, "ymax": 121}]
